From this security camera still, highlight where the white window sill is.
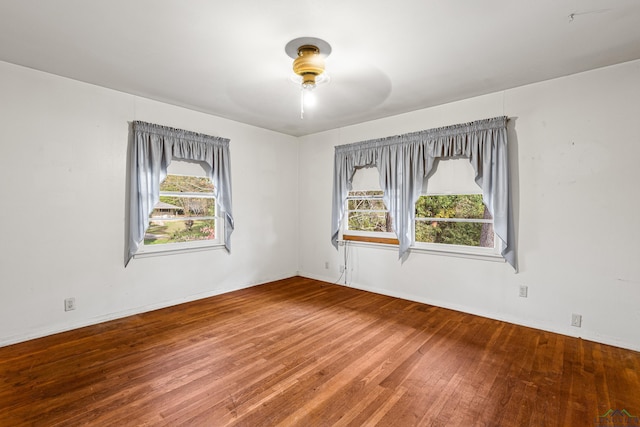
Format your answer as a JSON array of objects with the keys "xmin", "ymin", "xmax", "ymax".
[
  {"xmin": 409, "ymin": 244, "xmax": 505, "ymax": 263},
  {"xmin": 339, "ymin": 239, "xmax": 505, "ymax": 263},
  {"xmin": 134, "ymin": 242, "xmax": 226, "ymax": 259}
]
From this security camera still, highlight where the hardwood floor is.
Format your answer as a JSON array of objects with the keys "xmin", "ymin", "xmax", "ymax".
[{"xmin": 1, "ymin": 276, "xmax": 639, "ymax": 426}]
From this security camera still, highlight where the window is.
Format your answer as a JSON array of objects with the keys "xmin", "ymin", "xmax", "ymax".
[
  {"xmin": 414, "ymin": 194, "xmax": 495, "ymax": 248},
  {"xmin": 341, "ymin": 160, "xmax": 501, "ymax": 257},
  {"xmin": 136, "ymin": 159, "xmax": 225, "ymax": 256},
  {"xmin": 144, "ymin": 175, "xmax": 219, "ymax": 246},
  {"xmin": 344, "ymin": 191, "xmax": 499, "ymax": 255},
  {"xmin": 127, "ymin": 121, "xmax": 233, "ymax": 265},
  {"xmin": 412, "ymin": 158, "xmax": 500, "ymax": 256},
  {"xmin": 344, "ymin": 190, "xmax": 398, "ymax": 244},
  {"xmin": 346, "ymin": 190, "xmax": 391, "ymax": 233},
  {"xmin": 343, "ymin": 167, "xmax": 398, "ymax": 244}
]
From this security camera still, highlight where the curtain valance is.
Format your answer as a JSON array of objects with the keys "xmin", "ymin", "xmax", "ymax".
[
  {"xmin": 331, "ymin": 116, "xmax": 515, "ymax": 269},
  {"xmin": 126, "ymin": 121, "xmax": 233, "ymax": 265}
]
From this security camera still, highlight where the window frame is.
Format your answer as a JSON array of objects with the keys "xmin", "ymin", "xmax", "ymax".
[
  {"xmin": 412, "ymin": 191, "xmax": 502, "ymax": 258},
  {"xmin": 342, "ymin": 189, "xmax": 504, "ymax": 261},
  {"xmin": 127, "ymin": 121, "xmax": 234, "ymax": 266},
  {"xmin": 134, "ymin": 173, "xmax": 226, "ymax": 258},
  {"xmin": 343, "ymin": 190, "xmax": 398, "ymax": 244}
]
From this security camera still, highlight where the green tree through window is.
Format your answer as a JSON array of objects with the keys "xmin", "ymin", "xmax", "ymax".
[
  {"xmin": 347, "ymin": 191, "xmax": 392, "ymax": 233},
  {"xmin": 345, "ymin": 191, "xmax": 494, "ymax": 249},
  {"xmin": 415, "ymin": 194, "xmax": 493, "ymax": 247}
]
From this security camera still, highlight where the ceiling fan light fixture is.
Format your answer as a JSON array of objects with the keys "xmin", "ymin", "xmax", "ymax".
[
  {"xmin": 285, "ymin": 37, "xmax": 332, "ymax": 119},
  {"xmin": 293, "ymin": 45, "xmax": 325, "ymax": 88}
]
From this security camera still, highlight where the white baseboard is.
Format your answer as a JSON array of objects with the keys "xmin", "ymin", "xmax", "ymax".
[
  {"xmin": 298, "ymin": 272, "xmax": 640, "ymax": 353},
  {"xmin": 6, "ymin": 271, "xmax": 638, "ymax": 354},
  {"xmin": 0, "ymin": 272, "xmax": 296, "ymax": 348}
]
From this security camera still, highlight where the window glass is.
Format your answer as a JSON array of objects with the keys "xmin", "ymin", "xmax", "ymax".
[
  {"xmin": 346, "ymin": 190, "xmax": 393, "ymax": 233},
  {"xmin": 145, "ymin": 175, "xmax": 218, "ymax": 246},
  {"xmin": 415, "ymin": 194, "xmax": 494, "ymax": 247},
  {"xmin": 344, "ymin": 162, "xmax": 498, "ymax": 254}
]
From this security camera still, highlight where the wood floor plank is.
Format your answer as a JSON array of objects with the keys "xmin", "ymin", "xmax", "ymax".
[{"xmin": 1, "ymin": 276, "xmax": 639, "ymax": 426}]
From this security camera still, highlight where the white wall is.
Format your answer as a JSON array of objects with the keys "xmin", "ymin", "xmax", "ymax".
[
  {"xmin": 298, "ymin": 60, "xmax": 640, "ymax": 351},
  {"xmin": 0, "ymin": 61, "xmax": 299, "ymax": 346},
  {"xmin": 2, "ymin": 58, "xmax": 639, "ymax": 352}
]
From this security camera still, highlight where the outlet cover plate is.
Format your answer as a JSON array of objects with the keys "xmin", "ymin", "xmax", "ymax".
[
  {"xmin": 571, "ymin": 313, "xmax": 582, "ymax": 327},
  {"xmin": 64, "ymin": 297, "xmax": 76, "ymax": 311}
]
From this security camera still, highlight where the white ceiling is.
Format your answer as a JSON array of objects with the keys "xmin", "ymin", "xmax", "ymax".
[{"xmin": 1, "ymin": 1, "xmax": 639, "ymax": 136}]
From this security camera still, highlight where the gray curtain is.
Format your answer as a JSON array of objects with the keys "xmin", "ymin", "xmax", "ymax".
[
  {"xmin": 126, "ymin": 121, "xmax": 233, "ymax": 266},
  {"xmin": 331, "ymin": 116, "xmax": 515, "ymax": 269}
]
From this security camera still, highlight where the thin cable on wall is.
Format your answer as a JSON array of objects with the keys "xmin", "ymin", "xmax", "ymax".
[
  {"xmin": 333, "ymin": 240, "xmax": 349, "ymax": 285},
  {"xmin": 344, "ymin": 241, "xmax": 349, "ymax": 285}
]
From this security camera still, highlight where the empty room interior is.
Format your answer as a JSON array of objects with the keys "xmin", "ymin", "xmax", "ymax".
[{"xmin": 1, "ymin": 1, "xmax": 640, "ymax": 426}]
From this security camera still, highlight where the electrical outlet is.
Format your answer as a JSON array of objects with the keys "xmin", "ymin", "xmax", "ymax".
[
  {"xmin": 571, "ymin": 313, "xmax": 582, "ymax": 327},
  {"xmin": 519, "ymin": 285, "xmax": 528, "ymax": 298},
  {"xmin": 324, "ymin": 261, "xmax": 329, "ymax": 269},
  {"xmin": 339, "ymin": 265, "xmax": 345, "ymax": 273},
  {"xmin": 64, "ymin": 297, "xmax": 76, "ymax": 311}
]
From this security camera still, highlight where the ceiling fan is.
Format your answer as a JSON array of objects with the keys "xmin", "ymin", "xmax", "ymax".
[{"xmin": 285, "ymin": 37, "xmax": 332, "ymax": 119}]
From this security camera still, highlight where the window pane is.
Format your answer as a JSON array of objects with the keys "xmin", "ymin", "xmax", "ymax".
[
  {"xmin": 416, "ymin": 220, "xmax": 494, "ymax": 247},
  {"xmin": 415, "ymin": 194, "xmax": 489, "ymax": 220},
  {"xmin": 152, "ymin": 196, "xmax": 215, "ymax": 218},
  {"xmin": 348, "ymin": 211, "xmax": 392, "ymax": 232},
  {"xmin": 348, "ymin": 198, "xmax": 387, "ymax": 211},
  {"xmin": 145, "ymin": 219, "xmax": 216, "ymax": 245},
  {"xmin": 160, "ymin": 175, "xmax": 214, "ymax": 193},
  {"xmin": 350, "ymin": 190, "xmax": 383, "ymax": 197},
  {"xmin": 346, "ymin": 190, "xmax": 392, "ymax": 234}
]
